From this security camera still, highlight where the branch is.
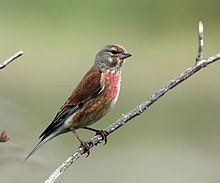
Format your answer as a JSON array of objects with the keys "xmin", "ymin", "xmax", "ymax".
[
  {"xmin": 196, "ymin": 21, "xmax": 204, "ymax": 63},
  {"xmin": 0, "ymin": 51, "xmax": 23, "ymax": 69},
  {"xmin": 45, "ymin": 22, "xmax": 220, "ymax": 183}
]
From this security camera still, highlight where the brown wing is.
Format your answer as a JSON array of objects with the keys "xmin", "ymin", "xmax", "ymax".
[{"xmin": 39, "ymin": 67, "xmax": 104, "ymax": 139}]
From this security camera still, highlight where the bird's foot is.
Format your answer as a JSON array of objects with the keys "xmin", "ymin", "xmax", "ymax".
[
  {"xmin": 95, "ymin": 130, "xmax": 109, "ymax": 145},
  {"xmin": 79, "ymin": 141, "xmax": 92, "ymax": 157},
  {"xmin": 82, "ymin": 127, "xmax": 109, "ymax": 145},
  {"xmin": 71, "ymin": 129, "xmax": 91, "ymax": 157}
]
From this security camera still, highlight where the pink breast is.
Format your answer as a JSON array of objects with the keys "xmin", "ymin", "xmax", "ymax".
[{"xmin": 105, "ymin": 73, "xmax": 121, "ymax": 99}]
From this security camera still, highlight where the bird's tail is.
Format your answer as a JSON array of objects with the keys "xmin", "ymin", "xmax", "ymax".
[{"xmin": 23, "ymin": 132, "xmax": 57, "ymax": 163}]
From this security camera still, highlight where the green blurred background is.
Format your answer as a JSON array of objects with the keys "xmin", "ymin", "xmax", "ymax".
[{"xmin": 0, "ymin": 0, "xmax": 220, "ymax": 182}]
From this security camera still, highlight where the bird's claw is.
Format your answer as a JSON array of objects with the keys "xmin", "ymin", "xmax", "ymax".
[
  {"xmin": 79, "ymin": 141, "xmax": 91, "ymax": 157},
  {"xmin": 95, "ymin": 130, "xmax": 109, "ymax": 145}
]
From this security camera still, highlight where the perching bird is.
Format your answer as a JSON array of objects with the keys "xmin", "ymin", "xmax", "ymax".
[{"xmin": 24, "ymin": 44, "xmax": 131, "ymax": 161}]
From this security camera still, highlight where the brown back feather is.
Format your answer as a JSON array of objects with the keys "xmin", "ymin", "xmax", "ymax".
[{"xmin": 39, "ymin": 67, "xmax": 103, "ymax": 139}]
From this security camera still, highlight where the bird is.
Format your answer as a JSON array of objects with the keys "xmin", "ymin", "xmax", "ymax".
[{"xmin": 24, "ymin": 44, "xmax": 132, "ymax": 162}]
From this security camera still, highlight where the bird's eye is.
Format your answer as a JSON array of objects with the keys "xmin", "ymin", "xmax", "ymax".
[{"xmin": 110, "ymin": 50, "xmax": 119, "ymax": 54}]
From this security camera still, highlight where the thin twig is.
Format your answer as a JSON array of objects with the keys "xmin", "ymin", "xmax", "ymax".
[
  {"xmin": 196, "ymin": 21, "xmax": 204, "ymax": 63},
  {"xmin": 45, "ymin": 22, "xmax": 220, "ymax": 183},
  {"xmin": 0, "ymin": 51, "xmax": 23, "ymax": 69}
]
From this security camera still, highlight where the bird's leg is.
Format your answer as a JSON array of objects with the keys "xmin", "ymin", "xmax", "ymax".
[
  {"xmin": 71, "ymin": 129, "xmax": 91, "ymax": 157},
  {"xmin": 83, "ymin": 127, "xmax": 109, "ymax": 145}
]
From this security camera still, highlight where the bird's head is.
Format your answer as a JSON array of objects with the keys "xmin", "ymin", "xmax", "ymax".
[{"xmin": 94, "ymin": 44, "xmax": 132, "ymax": 72}]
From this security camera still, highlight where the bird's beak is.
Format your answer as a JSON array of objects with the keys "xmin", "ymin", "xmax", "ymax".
[{"xmin": 120, "ymin": 52, "xmax": 132, "ymax": 59}]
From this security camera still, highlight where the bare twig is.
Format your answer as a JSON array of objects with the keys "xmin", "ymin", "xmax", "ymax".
[
  {"xmin": 45, "ymin": 22, "xmax": 220, "ymax": 183},
  {"xmin": 196, "ymin": 21, "xmax": 204, "ymax": 63},
  {"xmin": 0, "ymin": 51, "xmax": 23, "ymax": 69}
]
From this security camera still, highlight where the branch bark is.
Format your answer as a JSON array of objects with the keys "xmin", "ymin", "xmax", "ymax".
[
  {"xmin": 45, "ymin": 22, "xmax": 220, "ymax": 183},
  {"xmin": 0, "ymin": 51, "xmax": 23, "ymax": 69},
  {"xmin": 196, "ymin": 21, "xmax": 204, "ymax": 63}
]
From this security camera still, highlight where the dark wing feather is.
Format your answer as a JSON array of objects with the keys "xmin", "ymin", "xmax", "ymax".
[
  {"xmin": 39, "ymin": 104, "xmax": 79, "ymax": 139},
  {"xmin": 39, "ymin": 67, "xmax": 103, "ymax": 139}
]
